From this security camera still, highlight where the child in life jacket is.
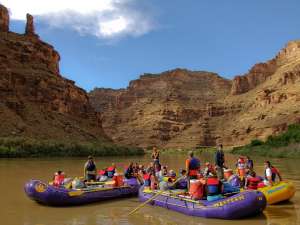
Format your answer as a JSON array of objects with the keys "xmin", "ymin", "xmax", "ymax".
[
  {"xmin": 53, "ymin": 171, "xmax": 65, "ymax": 187},
  {"xmin": 245, "ymin": 171, "xmax": 261, "ymax": 190}
]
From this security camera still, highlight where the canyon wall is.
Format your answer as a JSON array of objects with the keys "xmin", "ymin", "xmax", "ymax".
[
  {"xmin": 0, "ymin": 5, "xmax": 109, "ymax": 142},
  {"xmin": 90, "ymin": 41, "xmax": 300, "ymax": 148}
]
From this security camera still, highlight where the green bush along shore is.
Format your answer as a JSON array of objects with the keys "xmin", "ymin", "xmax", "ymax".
[
  {"xmin": 0, "ymin": 138, "xmax": 144, "ymax": 158},
  {"xmin": 231, "ymin": 124, "xmax": 300, "ymax": 158}
]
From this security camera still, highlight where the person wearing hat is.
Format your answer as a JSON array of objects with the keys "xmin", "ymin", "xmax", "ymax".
[{"xmin": 84, "ymin": 156, "xmax": 97, "ymax": 181}]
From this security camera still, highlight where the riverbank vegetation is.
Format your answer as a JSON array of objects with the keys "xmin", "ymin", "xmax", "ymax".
[
  {"xmin": 0, "ymin": 138, "xmax": 144, "ymax": 158},
  {"xmin": 231, "ymin": 124, "xmax": 300, "ymax": 158}
]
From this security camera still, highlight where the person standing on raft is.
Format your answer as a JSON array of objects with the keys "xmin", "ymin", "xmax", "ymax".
[
  {"xmin": 186, "ymin": 151, "xmax": 200, "ymax": 188},
  {"xmin": 151, "ymin": 146, "xmax": 160, "ymax": 166},
  {"xmin": 215, "ymin": 144, "xmax": 225, "ymax": 180},
  {"xmin": 84, "ymin": 156, "xmax": 97, "ymax": 181}
]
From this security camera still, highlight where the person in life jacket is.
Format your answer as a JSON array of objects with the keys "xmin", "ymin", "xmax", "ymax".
[
  {"xmin": 245, "ymin": 171, "xmax": 261, "ymax": 190},
  {"xmin": 124, "ymin": 162, "xmax": 135, "ymax": 179},
  {"xmin": 186, "ymin": 151, "xmax": 200, "ymax": 179},
  {"xmin": 53, "ymin": 170, "xmax": 65, "ymax": 187},
  {"xmin": 112, "ymin": 169, "xmax": 124, "ymax": 187},
  {"xmin": 236, "ymin": 156, "xmax": 247, "ymax": 177},
  {"xmin": 84, "ymin": 156, "xmax": 97, "ymax": 181},
  {"xmin": 175, "ymin": 169, "xmax": 188, "ymax": 189},
  {"xmin": 264, "ymin": 161, "xmax": 282, "ymax": 186},
  {"xmin": 107, "ymin": 163, "xmax": 116, "ymax": 178},
  {"xmin": 206, "ymin": 173, "xmax": 223, "ymax": 201},
  {"xmin": 203, "ymin": 162, "xmax": 215, "ymax": 178}
]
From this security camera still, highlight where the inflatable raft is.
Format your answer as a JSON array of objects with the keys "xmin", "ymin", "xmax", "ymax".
[
  {"xmin": 258, "ymin": 181, "xmax": 296, "ymax": 204},
  {"xmin": 138, "ymin": 187, "xmax": 266, "ymax": 219},
  {"xmin": 24, "ymin": 178, "xmax": 139, "ymax": 206}
]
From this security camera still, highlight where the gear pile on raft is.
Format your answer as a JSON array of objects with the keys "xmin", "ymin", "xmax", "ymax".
[{"xmin": 24, "ymin": 145, "xmax": 296, "ymax": 220}]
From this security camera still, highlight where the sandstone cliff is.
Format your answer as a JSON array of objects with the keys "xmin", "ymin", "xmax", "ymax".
[
  {"xmin": 90, "ymin": 42, "xmax": 300, "ymax": 148},
  {"xmin": 0, "ymin": 5, "xmax": 109, "ymax": 142}
]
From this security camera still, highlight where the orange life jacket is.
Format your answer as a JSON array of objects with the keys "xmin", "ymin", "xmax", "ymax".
[
  {"xmin": 113, "ymin": 174, "xmax": 124, "ymax": 187},
  {"xmin": 186, "ymin": 158, "xmax": 200, "ymax": 176}
]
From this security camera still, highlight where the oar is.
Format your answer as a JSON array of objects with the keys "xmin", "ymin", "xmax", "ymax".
[{"xmin": 128, "ymin": 176, "xmax": 184, "ymax": 216}]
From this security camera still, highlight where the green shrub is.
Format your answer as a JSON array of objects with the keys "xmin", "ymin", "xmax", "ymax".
[
  {"xmin": 231, "ymin": 123, "xmax": 300, "ymax": 158},
  {"xmin": 0, "ymin": 137, "xmax": 144, "ymax": 158}
]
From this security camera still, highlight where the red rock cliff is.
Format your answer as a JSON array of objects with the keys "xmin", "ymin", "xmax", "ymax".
[{"xmin": 0, "ymin": 5, "xmax": 108, "ymax": 142}]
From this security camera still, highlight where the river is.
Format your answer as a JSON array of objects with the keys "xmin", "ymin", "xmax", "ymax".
[{"xmin": 1, "ymin": 152, "xmax": 299, "ymax": 225}]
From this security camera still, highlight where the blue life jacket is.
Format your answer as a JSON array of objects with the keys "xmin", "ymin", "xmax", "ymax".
[{"xmin": 189, "ymin": 157, "xmax": 200, "ymax": 170}]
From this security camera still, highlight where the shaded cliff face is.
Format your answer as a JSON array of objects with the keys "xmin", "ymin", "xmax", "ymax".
[
  {"xmin": 0, "ymin": 6, "xmax": 108, "ymax": 142},
  {"xmin": 90, "ymin": 41, "xmax": 300, "ymax": 148}
]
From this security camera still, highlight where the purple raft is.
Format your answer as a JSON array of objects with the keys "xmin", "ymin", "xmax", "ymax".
[
  {"xmin": 24, "ymin": 178, "xmax": 139, "ymax": 206},
  {"xmin": 139, "ymin": 187, "xmax": 266, "ymax": 219}
]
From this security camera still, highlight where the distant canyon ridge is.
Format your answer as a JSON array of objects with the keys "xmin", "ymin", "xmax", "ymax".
[
  {"xmin": 89, "ymin": 42, "xmax": 300, "ymax": 149},
  {"xmin": 1, "ymin": 4, "xmax": 300, "ymax": 149}
]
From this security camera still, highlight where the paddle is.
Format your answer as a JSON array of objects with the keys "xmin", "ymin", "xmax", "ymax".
[{"xmin": 128, "ymin": 176, "xmax": 185, "ymax": 216}]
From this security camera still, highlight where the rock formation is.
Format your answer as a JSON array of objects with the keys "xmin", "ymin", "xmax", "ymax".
[
  {"xmin": 90, "ymin": 41, "xmax": 300, "ymax": 148},
  {"xmin": 0, "ymin": 5, "xmax": 109, "ymax": 143},
  {"xmin": 25, "ymin": 13, "xmax": 37, "ymax": 36},
  {"xmin": 0, "ymin": 4, "xmax": 9, "ymax": 32}
]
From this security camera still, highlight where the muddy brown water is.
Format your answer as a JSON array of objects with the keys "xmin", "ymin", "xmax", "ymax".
[{"xmin": 0, "ymin": 152, "xmax": 299, "ymax": 225}]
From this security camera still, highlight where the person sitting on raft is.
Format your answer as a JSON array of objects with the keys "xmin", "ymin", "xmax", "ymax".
[
  {"xmin": 53, "ymin": 170, "xmax": 65, "ymax": 187},
  {"xmin": 125, "ymin": 162, "xmax": 135, "ymax": 179},
  {"xmin": 206, "ymin": 172, "xmax": 223, "ymax": 201},
  {"xmin": 245, "ymin": 171, "xmax": 261, "ymax": 190},
  {"xmin": 175, "ymin": 169, "xmax": 188, "ymax": 189},
  {"xmin": 264, "ymin": 161, "xmax": 282, "ymax": 186},
  {"xmin": 106, "ymin": 163, "xmax": 116, "ymax": 178},
  {"xmin": 84, "ymin": 156, "xmax": 97, "ymax": 182},
  {"xmin": 203, "ymin": 162, "xmax": 215, "ymax": 178}
]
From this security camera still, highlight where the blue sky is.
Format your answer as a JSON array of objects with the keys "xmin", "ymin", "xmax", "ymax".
[{"xmin": 5, "ymin": 0, "xmax": 300, "ymax": 91}]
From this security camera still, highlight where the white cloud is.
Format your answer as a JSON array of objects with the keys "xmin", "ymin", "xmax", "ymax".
[{"xmin": 0, "ymin": 0, "xmax": 156, "ymax": 39}]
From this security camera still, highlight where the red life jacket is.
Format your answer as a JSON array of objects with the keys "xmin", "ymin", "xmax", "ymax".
[
  {"xmin": 207, "ymin": 177, "xmax": 220, "ymax": 195},
  {"xmin": 107, "ymin": 166, "xmax": 115, "ymax": 172},
  {"xmin": 53, "ymin": 174, "xmax": 65, "ymax": 186},
  {"xmin": 247, "ymin": 177, "xmax": 260, "ymax": 190},
  {"xmin": 143, "ymin": 173, "xmax": 151, "ymax": 181},
  {"xmin": 207, "ymin": 177, "xmax": 219, "ymax": 185},
  {"xmin": 98, "ymin": 169, "xmax": 106, "ymax": 175}
]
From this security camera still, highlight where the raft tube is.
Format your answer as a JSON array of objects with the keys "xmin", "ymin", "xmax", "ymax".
[
  {"xmin": 258, "ymin": 181, "xmax": 296, "ymax": 204},
  {"xmin": 24, "ymin": 178, "xmax": 139, "ymax": 206},
  {"xmin": 138, "ymin": 187, "xmax": 266, "ymax": 219}
]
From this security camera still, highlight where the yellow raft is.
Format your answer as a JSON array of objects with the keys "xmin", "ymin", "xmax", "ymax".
[{"xmin": 258, "ymin": 181, "xmax": 296, "ymax": 204}]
